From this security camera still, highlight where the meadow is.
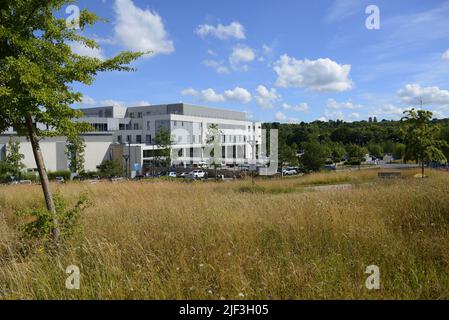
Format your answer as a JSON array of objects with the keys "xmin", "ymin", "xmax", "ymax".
[{"xmin": 0, "ymin": 169, "xmax": 448, "ymax": 300}]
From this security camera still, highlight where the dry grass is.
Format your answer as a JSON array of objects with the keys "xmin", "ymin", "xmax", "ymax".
[{"xmin": 0, "ymin": 169, "xmax": 448, "ymax": 300}]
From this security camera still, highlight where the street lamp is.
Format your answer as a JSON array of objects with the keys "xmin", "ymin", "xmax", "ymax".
[{"xmin": 122, "ymin": 154, "xmax": 129, "ymax": 178}]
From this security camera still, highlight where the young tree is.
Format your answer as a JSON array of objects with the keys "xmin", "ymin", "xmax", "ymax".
[
  {"xmin": 300, "ymin": 141, "xmax": 330, "ymax": 172},
  {"xmin": 66, "ymin": 135, "xmax": 86, "ymax": 174},
  {"xmin": 154, "ymin": 127, "xmax": 172, "ymax": 167},
  {"xmin": 401, "ymin": 109, "xmax": 447, "ymax": 178},
  {"xmin": 0, "ymin": 1, "xmax": 142, "ymax": 242},
  {"xmin": 97, "ymin": 160, "xmax": 123, "ymax": 178},
  {"xmin": 5, "ymin": 138, "xmax": 25, "ymax": 179}
]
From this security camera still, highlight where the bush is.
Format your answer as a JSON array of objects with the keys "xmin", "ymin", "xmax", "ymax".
[
  {"xmin": 16, "ymin": 192, "xmax": 91, "ymax": 242},
  {"xmin": 48, "ymin": 170, "xmax": 71, "ymax": 181},
  {"xmin": 21, "ymin": 172, "xmax": 38, "ymax": 182}
]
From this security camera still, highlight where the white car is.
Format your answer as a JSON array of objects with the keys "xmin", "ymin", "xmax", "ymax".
[
  {"xmin": 283, "ymin": 169, "xmax": 298, "ymax": 176},
  {"xmin": 167, "ymin": 172, "xmax": 177, "ymax": 178},
  {"xmin": 186, "ymin": 170, "xmax": 206, "ymax": 180}
]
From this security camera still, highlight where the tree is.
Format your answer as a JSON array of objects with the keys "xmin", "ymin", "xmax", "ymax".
[
  {"xmin": 300, "ymin": 141, "xmax": 330, "ymax": 172},
  {"xmin": 0, "ymin": 1, "xmax": 142, "ymax": 242},
  {"xmin": 5, "ymin": 137, "xmax": 25, "ymax": 179},
  {"xmin": 97, "ymin": 160, "xmax": 123, "ymax": 178},
  {"xmin": 154, "ymin": 127, "xmax": 172, "ymax": 167},
  {"xmin": 367, "ymin": 143, "xmax": 384, "ymax": 159},
  {"xmin": 66, "ymin": 135, "xmax": 86, "ymax": 174},
  {"xmin": 393, "ymin": 143, "xmax": 406, "ymax": 162},
  {"xmin": 346, "ymin": 144, "xmax": 368, "ymax": 164},
  {"xmin": 329, "ymin": 142, "xmax": 346, "ymax": 163},
  {"xmin": 401, "ymin": 109, "xmax": 447, "ymax": 178}
]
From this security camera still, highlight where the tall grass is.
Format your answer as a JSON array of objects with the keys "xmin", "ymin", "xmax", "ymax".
[{"xmin": 0, "ymin": 169, "xmax": 448, "ymax": 299}]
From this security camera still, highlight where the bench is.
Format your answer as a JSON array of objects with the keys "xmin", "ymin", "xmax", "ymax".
[{"xmin": 378, "ymin": 172, "xmax": 402, "ymax": 179}]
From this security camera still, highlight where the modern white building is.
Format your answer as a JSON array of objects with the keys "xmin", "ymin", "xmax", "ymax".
[{"xmin": 0, "ymin": 103, "xmax": 264, "ymax": 175}]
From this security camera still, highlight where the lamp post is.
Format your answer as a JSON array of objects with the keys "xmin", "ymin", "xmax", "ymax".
[{"xmin": 122, "ymin": 154, "xmax": 129, "ymax": 178}]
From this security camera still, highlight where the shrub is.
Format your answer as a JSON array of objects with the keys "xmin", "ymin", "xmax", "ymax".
[
  {"xmin": 47, "ymin": 170, "xmax": 71, "ymax": 181},
  {"xmin": 15, "ymin": 192, "xmax": 91, "ymax": 242}
]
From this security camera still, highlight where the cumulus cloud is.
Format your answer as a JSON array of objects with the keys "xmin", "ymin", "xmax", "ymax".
[
  {"xmin": 202, "ymin": 60, "xmax": 230, "ymax": 74},
  {"xmin": 282, "ymin": 103, "xmax": 309, "ymax": 112},
  {"xmin": 443, "ymin": 49, "xmax": 449, "ymax": 60},
  {"xmin": 397, "ymin": 84, "xmax": 449, "ymax": 107},
  {"xmin": 229, "ymin": 45, "xmax": 256, "ymax": 71},
  {"xmin": 326, "ymin": 99, "xmax": 363, "ymax": 109},
  {"xmin": 255, "ymin": 85, "xmax": 281, "ymax": 109},
  {"xmin": 224, "ymin": 87, "xmax": 252, "ymax": 103},
  {"xmin": 275, "ymin": 112, "xmax": 287, "ymax": 122},
  {"xmin": 69, "ymin": 42, "xmax": 105, "ymax": 60},
  {"xmin": 195, "ymin": 21, "xmax": 246, "ymax": 40},
  {"xmin": 274, "ymin": 54, "xmax": 353, "ymax": 92},
  {"xmin": 114, "ymin": 0, "xmax": 174, "ymax": 57},
  {"xmin": 181, "ymin": 87, "xmax": 252, "ymax": 104}
]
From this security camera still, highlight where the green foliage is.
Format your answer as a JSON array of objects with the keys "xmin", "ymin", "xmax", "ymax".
[
  {"xmin": 345, "ymin": 144, "xmax": 368, "ymax": 162},
  {"xmin": 329, "ymin": 142, "xmax": 346, "ymax": 162},
  {"xmin": 154, "ymin": 127, "xmax": 172, "ymax": 167},
  {"xmin": 16, "ymin": 192, "xmax": 91, "ymax": 241},
  {"xmin": 401, "ymin": 109, "xmax": 448, "ymax": 165},
  {"xmin": 97, "ymin": 160, "xmax": 123, "ymax": 177},
  {"xmin": 5, "ymin": 138, "xmax": 25, "ymax": 178},
  {"xmin": 66, "ymin": 135, "xmax": 86, "ymax": 173},
  {"xmin": 300, "ymin": 141, "xmax": 330, "ymax": 172},
  {"xmin": 367, "ymin": 143, "xmax": 384, "ymax": 159},
  {"xmin": 47, "ymin": 170, "xmax": 71, "ymax": 181}
]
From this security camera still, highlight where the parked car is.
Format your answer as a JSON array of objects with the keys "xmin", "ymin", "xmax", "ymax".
[
  {"xmin": 179, "ymin": 172, "xmax": 189, "ymax": 178},
  {"xmin": 55, "ymin": 176, "xmax": 65, "ymax": 183},
  {"xmin": 19, "ymin": 180, "xmax": 33, "ymax": 185},
  {"xmin": 186, "ymin": 170, "xmax": 206, "ymax": 180},
  {"xmin": 166, "ymin": 172, "xmax": 177, "ymax": 178},
  {"xmin": 282, "ymin": 168, "xmax": 297, "ymax": 176}
]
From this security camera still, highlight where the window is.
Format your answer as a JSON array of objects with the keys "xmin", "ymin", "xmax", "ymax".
[
  {"xmin": 173, "ymin": 121, "xmax": 177, "ymax": 126},
  {"xmin": 222, "ymin": 146, "xmax": 226, "ymax": 159},
  {"xmin": 134, "ymin": 123, "xmax": 139, "ymax": 130},
  {"xmin": 136, "ymin": 135, "xmax": 142, "ymax": 144},
  {"xmin": 127, "ymin": 135, "xmax": 131, "ymax": 143},
  {"xmin": 146, "ymin": 135, "xmax": 152, "ymax": 144},
  {"xmin": 137, "ymin": 112, "xmax": 143, "ymax": 118},
  {"xmin": 147, "ymin": 121, "xmax": 151, "ymax": 130},
  {"xmin": 119, "ymin": 124, "xmax": 126, "ymax": 130},
  {"xmin": 129, "ymin": 113, "xmax": 135, "ymax": 118},
  {"xmin": 117, "ymin": 135, "xmax": 122, "ymax": 144}
]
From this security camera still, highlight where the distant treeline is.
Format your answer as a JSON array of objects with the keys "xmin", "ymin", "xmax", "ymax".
[{"xmin": 263, "ymin": 118, "xmax": 449, "ymax": 168}]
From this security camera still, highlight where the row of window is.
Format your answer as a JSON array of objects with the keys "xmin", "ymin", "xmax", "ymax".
[{"xmin": 117, "ymin": 135, "xmax": 152, "ymax": 144}]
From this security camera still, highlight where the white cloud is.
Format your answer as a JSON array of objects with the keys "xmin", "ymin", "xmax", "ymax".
[
  {"xmin": 326, "ymin": 99, "xmax": 362, "ymax": 109},
  {"xmin": 324, "ymin": 109, "xmax": 345, "ymax": 121},
  {"xmin": 202, "ymin": 60, "xmax": 230, "ymax": 74},
  {"xmin": 282, "ymin": 103, "xmax": 309, "ymax": 113},
  {"xmin": 114, "ymin": 0, "xmax": 174, "ymax": 57},
  {"xmin": 274, "ymin": 54, "xmax": 353, "ymax": 92},
  {"xmin": 181, "ymin": 88, "xmax": 199, "ymax": 97},
  {"xmin": 275, "ymin": 112, "xmax": 287, "ymax": 122},
  {"xmin": 375, "ymin": 104, "xmax": 405, "ymax": 117},
  {"xmin": 80, "ymin": 95, "xmax": 96, "ymax": 105},
  {"xmin": 397, "ymin": 84, "xmax": 449, "ymax": 107},
  {"xmin": 207, "ymin": 49, "xmax": 217, "ymax": 56},
  {"xmin": 229, "ymin": 45, "xmax": 256, "ymax": 71},
  {"xmin": 195, "ymin": 21, "xmax": 245, "ymax": 40},
  {"xmin": 101, "ymin": 99, "xmax": 125, "ymax": 107},
  {"xmin": 442, "ymin": 49, "xmax": 449, "ymax": 60},
  {"xmin": 200, "ymin": 89, "xmax": 225, "ymax": 103},
  {"xmin": 69, "ymin": 42, "xmax": 105, "ymax": 60},
  {"xmin": 223, "ymin": 87, "xmax": 252, "ymax": 103},
  {"xmin": 181, "ymin": 87, "xmax": 252, "ymax": 104},
  {"xmin": 255, "ymin": 85, "xmax": 281, "ymax": 109}
]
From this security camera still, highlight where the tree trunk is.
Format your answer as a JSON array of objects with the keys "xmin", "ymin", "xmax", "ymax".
[
  {"xmin": 25, "ymin": 115, "xmax": 60, "ymax": 242},
  {"xmin": 422, "ymin": 161, "xmax": 425, "ymax": 179}
]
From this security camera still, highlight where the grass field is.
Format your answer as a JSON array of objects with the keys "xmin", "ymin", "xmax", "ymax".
[{"xmin": 0, "ymin": 169, "xmax": 448, "ymax": 300}]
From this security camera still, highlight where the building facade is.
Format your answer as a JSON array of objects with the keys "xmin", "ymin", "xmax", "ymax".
[{"xmin": 1, "ymin": 103, "xmax": 264, "ymax": 175}]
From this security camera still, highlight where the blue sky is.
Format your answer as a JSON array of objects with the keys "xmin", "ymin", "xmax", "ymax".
[{"xmin": 70, "ymin": 0, "xmax": 449, "ymax": 123}]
